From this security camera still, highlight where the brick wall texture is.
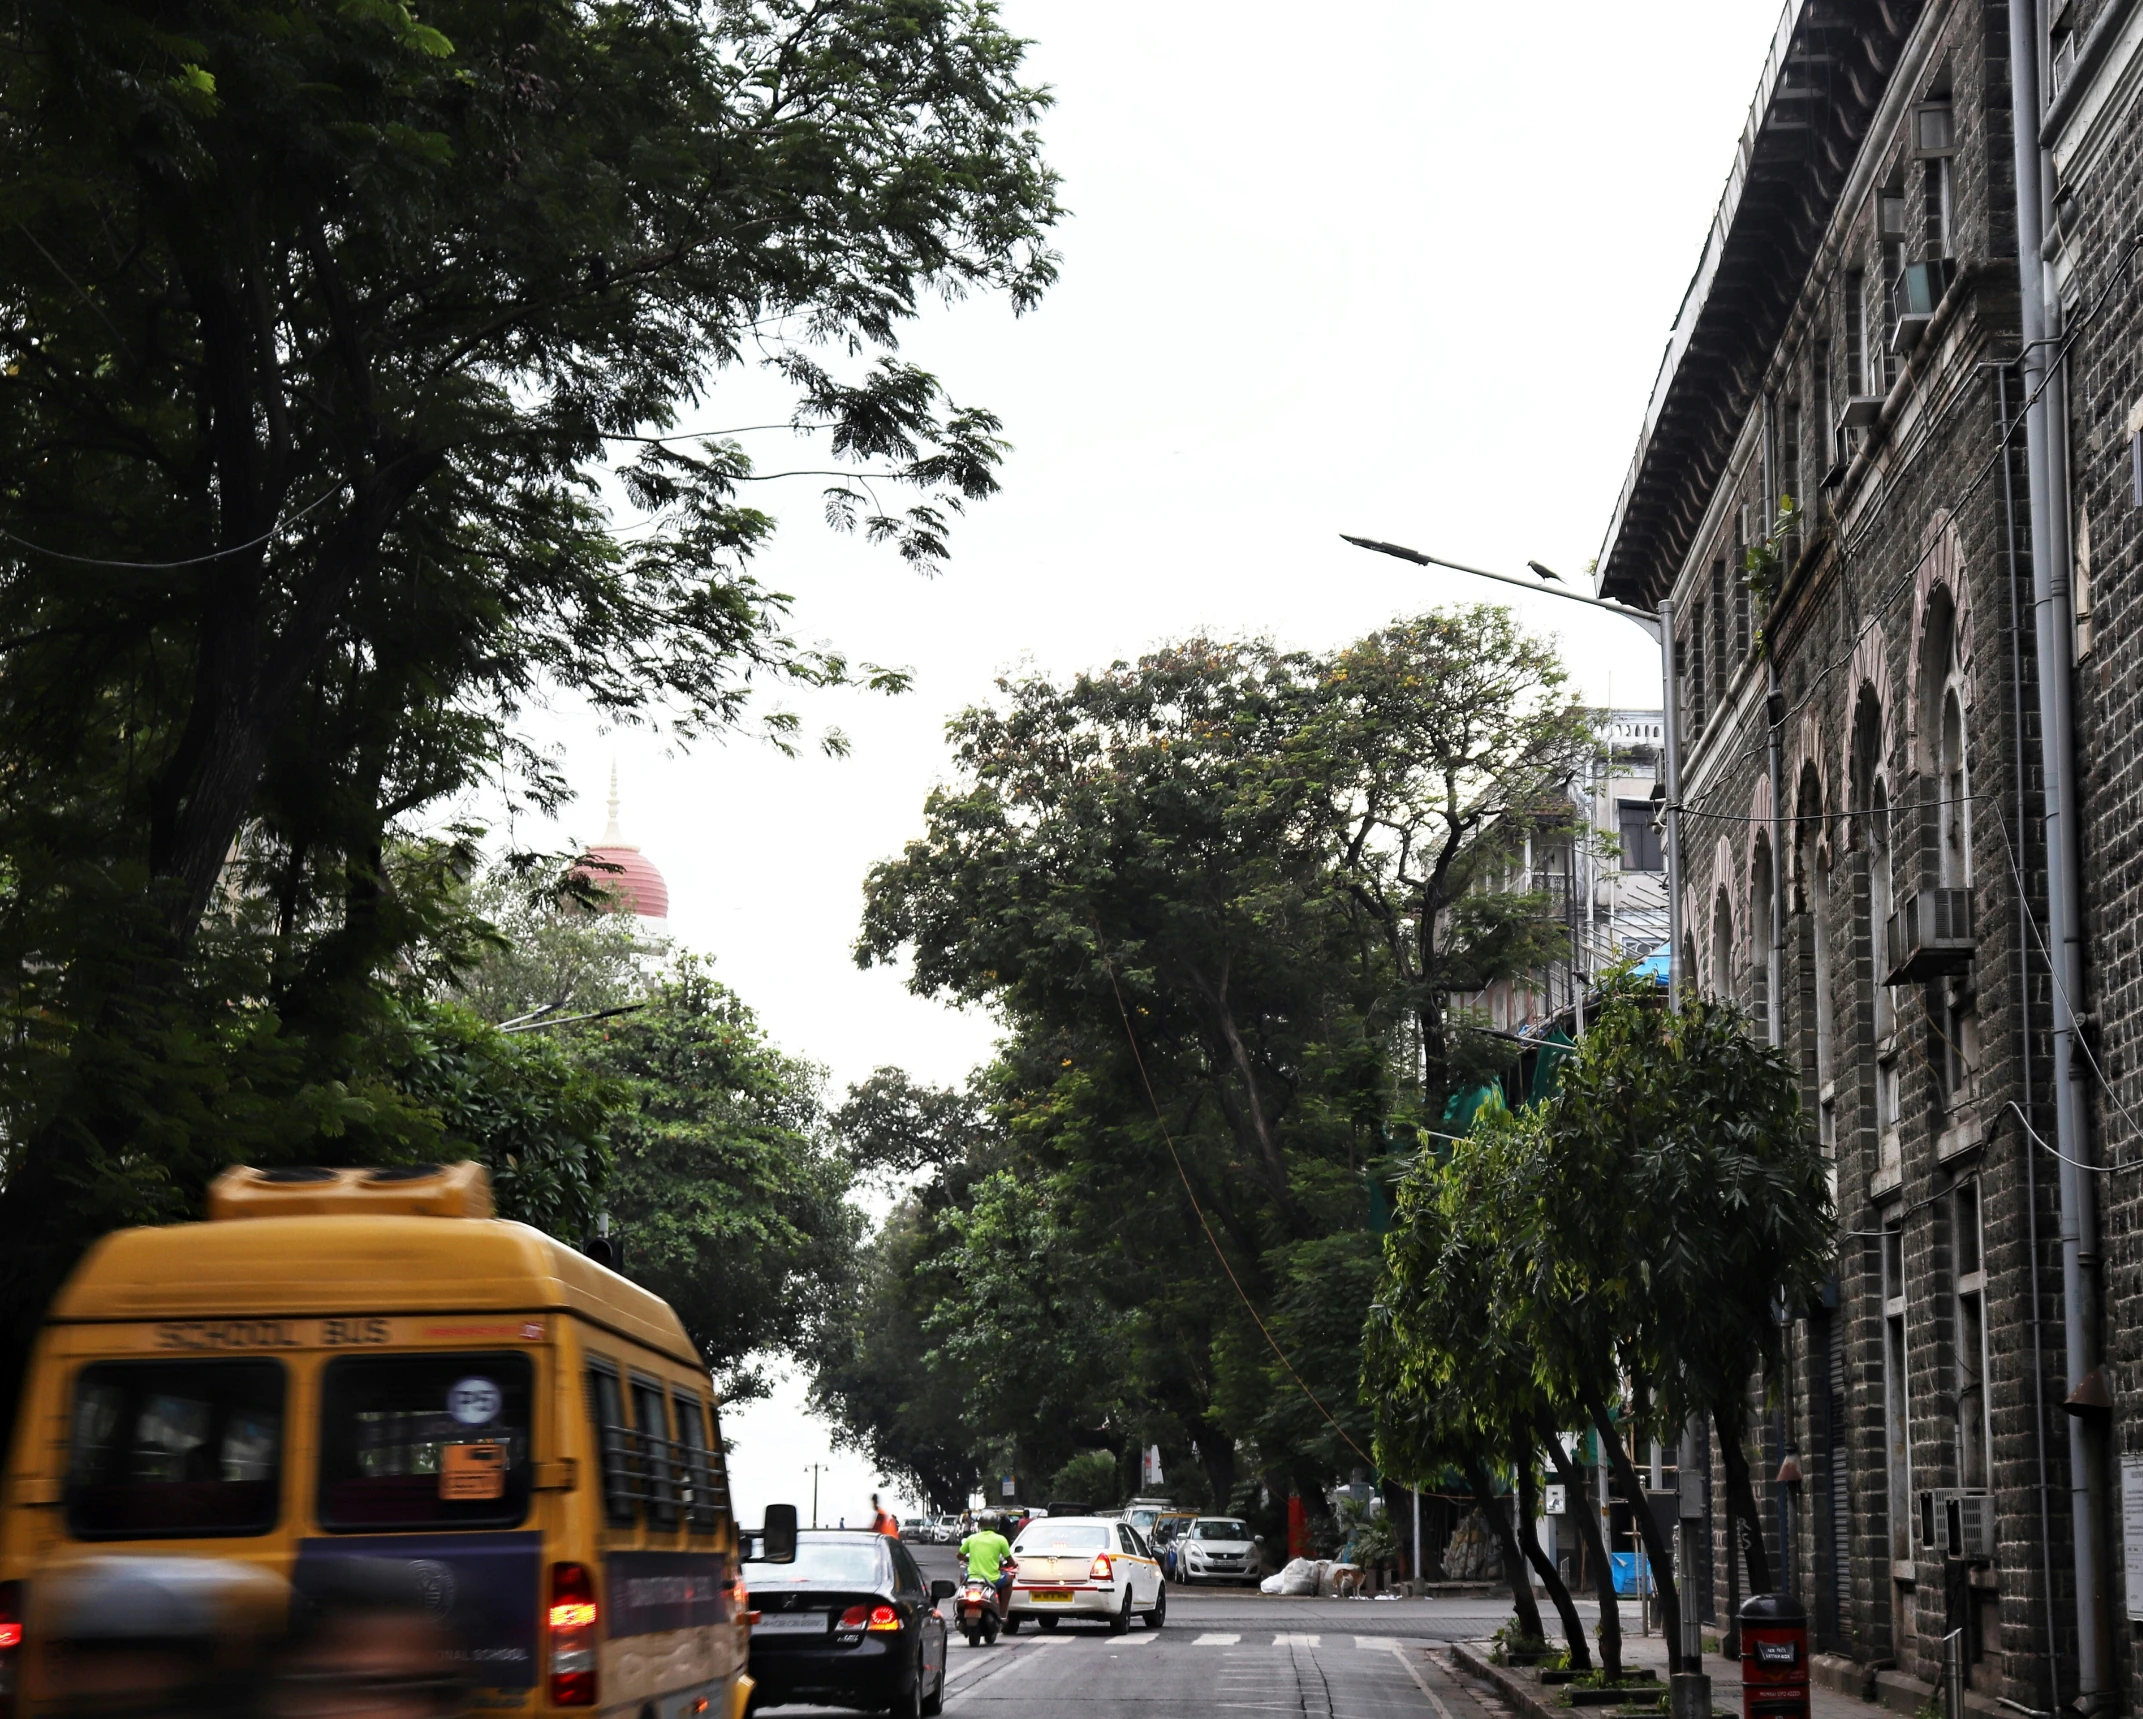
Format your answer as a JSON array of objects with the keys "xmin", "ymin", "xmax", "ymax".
[{"xmin": 1613, "ymin": 0, "xmax": 2143, "ymax": 1710}]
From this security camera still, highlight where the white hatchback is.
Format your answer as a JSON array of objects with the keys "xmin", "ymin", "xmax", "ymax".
[
  {"xmin": 1175, "ymin": 1516, "xmax": 1261, "ymax": 1586},
  {"xmin": 1006, "ymin": 1517, "xmax": 1167, "ymax": 1633}
]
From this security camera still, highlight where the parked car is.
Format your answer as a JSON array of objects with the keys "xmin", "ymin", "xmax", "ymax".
[
  {"xmin": 1174, "ymin": 1516, "xmax": 1263, "ymax": 1586},
  {"xmin": 1006, "ymin": 1516, "xmax": 1167, "ymax": 1634},
  {"xmin": 746, "ymin": 1530, "xmax": 954, "ymax": 1717},
  {"xmin": 1146, "ymin": 1511, "xmax": 1198, "ymax": 1577}
]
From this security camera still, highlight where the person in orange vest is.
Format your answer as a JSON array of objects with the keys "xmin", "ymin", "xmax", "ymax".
[{"xmin": 870, "ymin": 1493, "xmax": 900, "ymax": 1536}]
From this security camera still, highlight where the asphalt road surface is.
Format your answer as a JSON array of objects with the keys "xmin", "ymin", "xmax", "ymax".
[{"xmin": 754, "ymin": 1543, "xmax": 1562, "ymax": 1719}]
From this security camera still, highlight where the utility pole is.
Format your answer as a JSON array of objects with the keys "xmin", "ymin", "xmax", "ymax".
[{"xmin": 805, "ymin": 1463, "xmax": 827, "ymax": 1530}]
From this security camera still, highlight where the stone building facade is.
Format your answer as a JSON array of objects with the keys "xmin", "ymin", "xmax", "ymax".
[
  {"xmin": 1586, "ymin": 0, "xmax": 2142, "ymax": 1711},
  {"xmin": 2043, "ymin": 1, "xmax": 2143, "ymax": 1713}
]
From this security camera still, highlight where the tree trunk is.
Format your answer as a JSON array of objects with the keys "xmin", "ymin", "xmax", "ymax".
[
  {"xmin": 1463, "ymin": 1456, "xmax": 1544, "ymax": 1645},
  {"xmin": 1539, "ymin": 1410, "xmax": 1620, "ymax": 1679},
  {"xmin": 1581, "ymin": 1380, "xmax": 1683, "ymax": 1677},
  {"xmin": 1716, "ymin": 1396, "xmax": 1774, "ymax": 1594},
  {"xmin": 1513, "ymin": 1427, "xmax": 1591, "ymax": 1669}
]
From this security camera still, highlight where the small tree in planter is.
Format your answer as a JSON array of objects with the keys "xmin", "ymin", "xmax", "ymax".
[{"xmin": 1505, "ymin": 970, "xmax": 1832, "ymax": 1660}]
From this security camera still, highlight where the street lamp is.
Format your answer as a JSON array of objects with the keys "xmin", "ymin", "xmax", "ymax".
[{"xmin": 1338, "ymin": 533, "xmax": 1685, "ymax": 1003}]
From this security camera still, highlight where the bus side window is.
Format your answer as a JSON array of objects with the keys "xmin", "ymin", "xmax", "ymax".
[
  {"xmin": 584, "ymin": 1362, "xmax": 635, "ymax": 1528},
  {"xmin": 630, "ymin": 1379, "xmax": 677, "ymax": 1529},
  {"xmin": 672, "ymin": 1391, "xmax": 725, "ymax": 1532}
]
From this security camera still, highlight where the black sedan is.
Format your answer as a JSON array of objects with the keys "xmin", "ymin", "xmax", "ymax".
[{"xmin": 745, "ymin": 1531, "xmax": 953, "ymax": 1718}]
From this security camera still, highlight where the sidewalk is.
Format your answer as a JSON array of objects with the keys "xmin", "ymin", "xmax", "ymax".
[{"xmin": 1451, "ymin": 1630, "xmax": 1910, "ymax": 1719}]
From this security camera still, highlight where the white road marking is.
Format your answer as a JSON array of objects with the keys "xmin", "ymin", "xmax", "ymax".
[
  {"xmin": 1273, "ymin": 1633, "xmax": 1321, "ymax": 1646},
  {"xmin": 1373, "ymin": 1642, "xmax": 1460, "ymax": 1719},
  {"xmin": 1196, "ymin": 1633, "xmax": 1243, "ymax": 1645}
]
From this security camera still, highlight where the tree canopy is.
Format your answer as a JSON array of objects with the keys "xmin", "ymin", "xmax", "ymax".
[
  {"xmin": 819, "ymin": 612, "xmax": 1595, "ymax": 1521},
  {"xmin": 0, "ymin": 0, "xmax": 1060, "ymax": 1398},
  {"xmin": 1371, "ymin": 971, "xmax": 1831, "ymax": 1666}
]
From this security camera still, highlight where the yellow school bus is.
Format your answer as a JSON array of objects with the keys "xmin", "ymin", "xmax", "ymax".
[{"xmin": 0, "ymin": 1161, "xmax": 791, "ymax": 1718}]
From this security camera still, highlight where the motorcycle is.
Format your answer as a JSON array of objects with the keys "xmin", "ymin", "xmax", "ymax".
[{"xmin": 956, "ymin": 1558, "xmax": 1015, "ymax": 1647}]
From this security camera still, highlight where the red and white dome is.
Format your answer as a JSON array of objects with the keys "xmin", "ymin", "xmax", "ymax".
[{"xmin": 571, "ymin": 767, "xmax": 669, "ymax": 923}]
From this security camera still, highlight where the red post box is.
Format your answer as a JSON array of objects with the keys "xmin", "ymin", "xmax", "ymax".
[{"xmin": 1739, "ymin": 1594, "xmax": 1810, "ymax": 1719}]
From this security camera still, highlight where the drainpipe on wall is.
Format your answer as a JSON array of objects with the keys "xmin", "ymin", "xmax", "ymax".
[{"xmin": 2006, "ymin": 1, "xmax": 2111, "ymax": 1706}]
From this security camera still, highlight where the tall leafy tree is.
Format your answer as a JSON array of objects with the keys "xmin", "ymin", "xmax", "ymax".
[
  {"xmin": 844, "ymin": 614, "xmax": 1593, "ymax": 1519},
  {"xmin": 1306, "ymin": 608, "xmax": 1598, "ymax": 1109},
  {"xmin": 1540, "ymin": 976, "xmax": 1832, "ymax": 1603},
  {"xmin": 0, "ymin": 0, "xmax": 1058, "ymax": 1400},
  {"xmin": 576, "ymin": 958, "xmax": 859, "ymax": 1402},
  {"xmin": 1369, "ymin": 1118, "xmax": 1603, "ymax": 1669}
]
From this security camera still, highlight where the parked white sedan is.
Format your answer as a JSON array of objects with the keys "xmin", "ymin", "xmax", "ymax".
[
  {"xmin": 1174, "ymin": 1516, "xmax": 1261, "ymax": 1586},
  {"xmin": 1006, "ymin": 1517, "xmax": 1167, "ymax": 1633}
]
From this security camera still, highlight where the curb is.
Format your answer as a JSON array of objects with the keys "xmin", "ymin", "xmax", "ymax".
[{"xmin": 1449, "ymin": 1640, "xmax": 1564, "ymax": 1719}]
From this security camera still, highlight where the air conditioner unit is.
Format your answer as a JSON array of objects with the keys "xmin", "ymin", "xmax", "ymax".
[
  {"xmin": 1837, "ymin": 395, "xmax": 1885, "ymax": 433},
  {"xmin": 1917, "ymin": 1488, "xmax": 1955, "ymax": 1550},
  {"xmin": 1885, "ymin": 887, "xmax": 1975, "ymax": 984},
  {"xmin": 1891, "ymin": 259, "xmax": 1958, "ymax": 353},
  {"xmin": 1946, "ymin": 1492, "xmax": 1995, "ymax": 1562}
]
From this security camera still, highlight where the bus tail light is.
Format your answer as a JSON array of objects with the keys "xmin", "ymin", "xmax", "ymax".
[
  {"xmin": 549, "ymin": 1562, "xmax": 598, "ymax": 1707},
  {"xmin": 0, "ymin": 1579, "xmax": 20, "ymax": 1719},
  {"xmin": 1089, "ymin": 1554, "xmax": 1113, "ymax": 1582}
]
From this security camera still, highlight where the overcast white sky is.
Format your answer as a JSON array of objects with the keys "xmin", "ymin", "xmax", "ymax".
[{"xmin": 503, "ymin": 0, "xmax": 1794, "ymax": 1521}]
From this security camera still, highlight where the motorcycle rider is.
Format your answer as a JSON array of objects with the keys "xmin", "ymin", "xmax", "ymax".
[{"xmin": 957, "ymin": 1516, "xmax": 1015, "ymax": 1620}]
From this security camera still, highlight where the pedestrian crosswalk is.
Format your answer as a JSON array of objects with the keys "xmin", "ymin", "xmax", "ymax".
[{"xmin": 960, "ymin": 1629, "xmax": 1429, "ymax": 1654}]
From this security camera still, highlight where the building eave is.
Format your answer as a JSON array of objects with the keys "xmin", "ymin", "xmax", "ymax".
[{"xmin": 1595, "ymin": 0, "xmax": 1922, "ymax": 608}]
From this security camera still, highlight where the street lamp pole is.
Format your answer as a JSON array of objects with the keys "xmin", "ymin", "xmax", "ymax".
[{"xmin": 1339, "ymin": 535, "xmax": 1681, "ymax": 999}]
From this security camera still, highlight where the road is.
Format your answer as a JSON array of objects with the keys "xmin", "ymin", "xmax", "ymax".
[{"xmin": 757, "ymin": 1542, "xmax": 1564, "ymax": 1719}]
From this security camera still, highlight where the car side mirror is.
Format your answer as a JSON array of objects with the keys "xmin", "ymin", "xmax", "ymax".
[
  {"xmin": 931, "ymin": 1579, "xmax": 957, "ymax": 1601},
  {"xmin": 1253, "ymin": 1534, "xmax": 1265, "ymax": 1543},
  {"xmin": 758, "ymin": 1502, "xmax": 799, "ymax": 1563}
]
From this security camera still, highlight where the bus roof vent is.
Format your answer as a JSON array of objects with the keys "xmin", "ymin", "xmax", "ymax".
[{"xmin": 206, "ymin": 1160, "xmax": 495, "ymax": 1221}]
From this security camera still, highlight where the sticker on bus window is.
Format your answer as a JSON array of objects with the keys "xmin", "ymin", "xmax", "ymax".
[
  {"xmin": 440, "ymin": 1442, "xmax": 508, "ymax": 1501},
  {"xmin": 447, "ymin": 1375, "xmax": 503, "ymax": 1425}
]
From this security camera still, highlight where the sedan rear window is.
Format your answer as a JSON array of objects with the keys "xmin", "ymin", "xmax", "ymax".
[
  {"xmin": 317, "ymin": 1351, "xmax": 533, "ymax": 1532},
  {"xmin": 67, "ymin": 1360, "xmax": 284, "ymax": 1540},
  {"xmin": 1014, "ymin": 1523, "xmax": 1108, "ymax": 1553},
  {"xmin": 745, "ymin": 1541, "xmax": 886, "ymax": 1587}
]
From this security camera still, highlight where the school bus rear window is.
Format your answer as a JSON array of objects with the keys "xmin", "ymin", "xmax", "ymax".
[
  {"xmin": 317, "ymin": 1351, "xmax": 533, "ymax": 1532},
  {"xmin": 66, "ymin": 1359, "xmax": 284, "ymax": 1540}
]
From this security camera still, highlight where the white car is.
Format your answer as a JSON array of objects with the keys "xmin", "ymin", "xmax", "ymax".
[
  {"xmin": 1174, "ymin": 1516, "xmax": 1261, "ymax": 1586},
  {"xmin": 1006, "ymin": 1516, "xmax": 1167, "ymax": 1633}
]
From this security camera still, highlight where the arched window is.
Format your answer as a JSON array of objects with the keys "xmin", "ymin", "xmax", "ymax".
[
  {"xmin": 1938, "ymin": 687, "xmax": 1970, "ymax": 888},
  {"xmin": 1920, "ymin": 588, "xmax": 1976, "ymax": 1121},
  {"xmin": 1851, "ymin": 685, "xmax": 1900, "ymax": 1171},
  {"xmin": 1868, "ymin": 779, "xmax": 1894, "ymax": 1041},
  {"xmin": 1713, "ymin": 887, "xmax": 1735, "ymax": 1004},
  {"xmin": 1751, "ymin": 836, "xmax": 1776, "ymax": 1039},
  {"xmin": 1814, "ymin": 846, "xmax": 1838, "ymax": 1198}
]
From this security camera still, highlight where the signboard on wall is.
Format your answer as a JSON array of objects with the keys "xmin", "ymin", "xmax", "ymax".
[{"xmin": 2121, "ymin": 1456, "xmax": 2143, "ymax": 1621}]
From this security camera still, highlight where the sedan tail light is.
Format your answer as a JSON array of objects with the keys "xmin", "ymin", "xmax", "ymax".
[
  {"xmin": 549, "ymin": 1562, "xmax": 598, "ymax": 1707},
  {"xmin": 1089, "ymin": 1553, "xmax": 1113, "ymax": 1582},
  {"xmin": 0, "ymin": 1580, "xmax": 19, "ymax": 1719},
  {"xmin": 867, "ymin": 1604, "xmax": 900, "ymax": 1633}
]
